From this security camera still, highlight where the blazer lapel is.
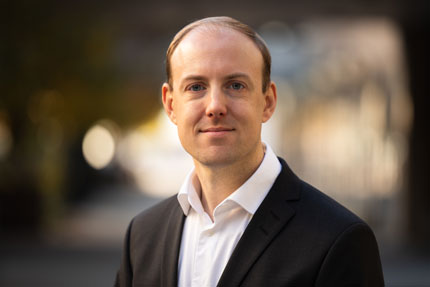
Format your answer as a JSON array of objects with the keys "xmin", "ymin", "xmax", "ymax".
[
  {"xmin": 218, "ymin": 159, "xmax": 301, "ymax": 287},
  {"xmin": 160, "ymin": 200, "xmax": 185, "ymax": 287}
]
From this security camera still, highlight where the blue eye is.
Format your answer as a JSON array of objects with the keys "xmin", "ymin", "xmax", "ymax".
[
  {"xmin": 189, "ymin": 84, "xmax": 205, "ymax": 92},
  {"xmin": 230, "ymin": 83, "xmax": 244, "ymax": 90}
]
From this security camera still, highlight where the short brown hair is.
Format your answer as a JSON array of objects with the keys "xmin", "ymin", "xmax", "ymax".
[{"xmin": 165, "ymin": 16, "xmax": 271, "ymax": 92}]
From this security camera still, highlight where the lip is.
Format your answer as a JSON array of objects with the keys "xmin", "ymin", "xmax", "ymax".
[
  {"xmin": 200, "ymin": 127, "xmax": 234, "ymax": 133},
  {"xmin": 199, "ymin": 127, "xmax": 235, "ymax": 138}
]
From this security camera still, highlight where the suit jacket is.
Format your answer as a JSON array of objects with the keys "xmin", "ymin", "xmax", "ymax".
[{"xmin": 115, "ymin": 158, "xmax": 384, "ymax": 286}]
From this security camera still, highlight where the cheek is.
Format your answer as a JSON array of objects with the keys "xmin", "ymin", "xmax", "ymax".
[
  {"xmin": 175, "ymin": 101, "xmax": 202, "ymax": 131},
  {"xmin": 233, "ymin": 98, "xmax": 265, "ymax": 123}
]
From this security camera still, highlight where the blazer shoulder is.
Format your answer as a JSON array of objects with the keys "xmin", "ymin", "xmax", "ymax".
[
  {"xmin": 300, "ymin": 180, "xmax": 363, "ymax": 226},
  {"xmin": 126, "ymin": 194, "xmax": 183, "ymax": 262},
  {"xmin": 277, "ymin": 157, "xmax": 364, "ymax": 228},
  {"xmin": 132, "ymin": 194, "xmax": 181, "ymax": 227},
  {"xmin": 118, "ymin": 194, "xmax": 184, "ymax": 286}
]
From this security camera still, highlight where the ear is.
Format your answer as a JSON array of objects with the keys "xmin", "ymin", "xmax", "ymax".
[
  {"xmin": 162, "ymin": 82, "xmax": 177, "ymax": 125},
  {"xmin": 262, "ymin": 81, "xmax": 277, "ymax": 123}
]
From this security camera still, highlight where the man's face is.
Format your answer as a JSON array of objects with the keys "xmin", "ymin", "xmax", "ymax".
[{"xmin": 162, "ymin": 27, "xmax": 276, "ymax": 168}]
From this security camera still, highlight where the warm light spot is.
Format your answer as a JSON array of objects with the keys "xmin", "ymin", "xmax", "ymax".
[
  {"xmin": 82, "ymin": 124, "xmax": 116, "ymax": 169},
  {"xmin": 0, "ymin": 119, "xmax": 13, "ymax": 160},
  {"xmin": 116, "ymin": 111, "xmax": 193, "ymax": 197}
]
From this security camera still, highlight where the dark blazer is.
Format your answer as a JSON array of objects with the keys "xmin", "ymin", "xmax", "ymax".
[{"xmin": 115, "ymin": 158, "xmax": 384, "ymax": 286}]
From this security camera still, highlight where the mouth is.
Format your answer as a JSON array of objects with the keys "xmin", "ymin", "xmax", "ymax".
[{"xmin": 201, "ymin": 127, "xmax": 234, "ymax": 133}]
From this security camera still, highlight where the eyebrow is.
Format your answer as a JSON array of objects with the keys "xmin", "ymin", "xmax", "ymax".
[
  {"xmin": 182, "ymin": 75, "xmax": 207, "ymax": 83},
  {"xmin": 223, "ymin": 73, "xmax": 252, "ymax": 82}
]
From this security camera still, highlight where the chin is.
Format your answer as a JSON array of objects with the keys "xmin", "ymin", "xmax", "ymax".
[{"xmin": 193, "ymin": 149, "xmax": 238, "ymax": 167}]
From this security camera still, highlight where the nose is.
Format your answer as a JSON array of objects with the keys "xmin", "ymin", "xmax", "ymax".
[{"xmin": 206, "ymin": 88, "xmax": 227, "ymax": 118}]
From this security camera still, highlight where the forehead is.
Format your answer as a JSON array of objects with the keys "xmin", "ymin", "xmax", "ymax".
[{"xmin": 170, "ymin": 26, "xmax": 264, "ymax": 84}]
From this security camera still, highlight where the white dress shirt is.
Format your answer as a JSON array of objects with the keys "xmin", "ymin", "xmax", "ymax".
[{"xmin": 177, "ymin": 143, "xmax": 282, "ymax": 287}]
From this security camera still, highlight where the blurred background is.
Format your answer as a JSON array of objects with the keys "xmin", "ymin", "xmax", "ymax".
[{"xmin": 1, "ymin": 0, "xmax": 429, "ymax": 286}]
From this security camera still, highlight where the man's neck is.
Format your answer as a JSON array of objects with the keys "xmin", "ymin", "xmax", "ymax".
[{"xmin": 193, "ymin": 143, "xmax": 265, "ymax": 221}]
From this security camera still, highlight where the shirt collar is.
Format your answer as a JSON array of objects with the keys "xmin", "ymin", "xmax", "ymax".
[
  {"xmin": 177, "ymin": 142, "xmax": 282, "ymax": 216},
  {"xmin": 177, "ymin": 168, "xmax": 201, "ymax": 216}
]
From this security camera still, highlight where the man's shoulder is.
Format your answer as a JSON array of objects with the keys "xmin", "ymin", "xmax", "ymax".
[
  {"xmin": 290, "ymin": 178, "xmax": 371, "ymax": 242},
  {"xmin": 301, "ymin": 181, "xmax": 362, "ymax": 223},
  {"xmin": 132, "ymin": 194, "xmax": 181, "ymax": 225},
  {"xmin": 276, "ymin": 157, "xmax": 363, "ymax": 227}
]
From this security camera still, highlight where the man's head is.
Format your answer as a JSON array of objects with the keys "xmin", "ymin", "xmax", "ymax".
[
  {"xmin": 162, "ymin": 16, "xmax": 277, "ymax": 168},
  {"xmin": 165, "ymin": 16, "xmax": 272, "ymax": 93}
]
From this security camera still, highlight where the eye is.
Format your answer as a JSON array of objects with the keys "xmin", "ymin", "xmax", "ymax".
[
  {"xmin": 188, "ymin": 84, "xmax": 206, "ymax": 92},
  {"xmin": 229, "ymin": 82, "xmax": 244, "ymax": 90}
]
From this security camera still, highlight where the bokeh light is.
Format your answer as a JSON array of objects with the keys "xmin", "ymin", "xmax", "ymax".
[
  {"xmin": 117, "ymin": 111, "xmax": 193, "ymax": 197},
  {"xmin": 82, "ymin": 122, "xmax": 117, "ymax": 170}
]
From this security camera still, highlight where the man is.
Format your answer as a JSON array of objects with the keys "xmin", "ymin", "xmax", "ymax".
[{"xmin": 115, "ymin": 16, "xmax": 384, "ymax": 286}]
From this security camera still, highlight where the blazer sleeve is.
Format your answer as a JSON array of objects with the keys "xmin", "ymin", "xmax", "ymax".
[
  {"xmin": 114, "ymin": 218, "xmax": 134, "ymax": 287},
  {"xmin": 315, "ymin": 222, "xmax": 384, "ymax": 287}
]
